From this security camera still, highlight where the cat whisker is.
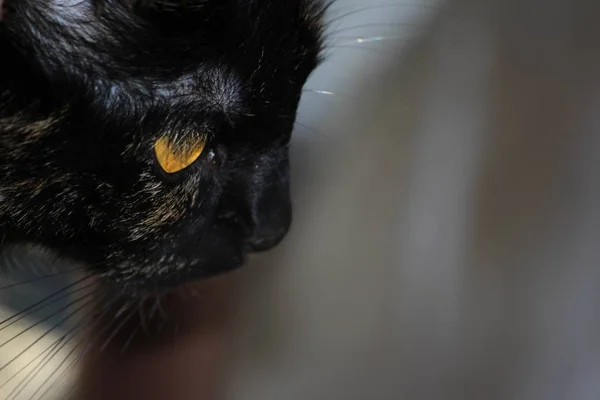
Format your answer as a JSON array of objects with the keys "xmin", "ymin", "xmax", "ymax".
[
  {"xmin": 327, "ymin": 3, "xmax": 434, "ymax": 25},
  {"xmin": 0, "ymin": 279, "xmax": 96, "ymax": 334},
  {"xmin": 294, "ymin": 121, "xmax": 340, "ymax": 144},
  {"xmin": 155, "ymin": 303, "xmax": 168, "ymax": 336},
  {"xmin": 5, "ymin": 337, "xmax": 69, "ymax": 400},
  {"xmin": 0, "ymin": 293, "xmax": 94, "ymax": 362},
  {"xmin": 24, "ymin": 311, "xmax": 105, "ymax": 400},
  {"xmin": 138, "ymin": 296, "xmax": 151, "ymax": 337},
  {"xmin": 0, "ymin": 333, "xmax": 64, "ymax": 392},
  {"xmin": 114, "ymin": 298, "xmax": 133, "ymax": 319},
  {"xmin": 6, "ymin": 323, "xmax": 84, "ymax": 400},
  {"xmin": 302, "ymin": 89, "xmax": 357, "ymax": 100},
  {"xmin": 0, "ymin": 268, "xmax": 79, "ymax": 291},
  {"xmin": 0, "ymin": 293, "xmax": 93, "ymax": 398},
  {"xmin": 120, "ymin": 323, "xmax": 141, "ymax": 355},
  {"xmin": 0, "ymin": 291, "xmax": 111, "ymax": 398},
  {"xmin": 331, "ymin": 35, "xmax": 415, "ymax": 46},
  {"xmin": 325, "ymin": 44, "xmax": 394, "ymax": 54},
  {"xmin": 328, "ymin": 22, "xmax": 419, "ymax": 36},
  {"xmin": 99, "ymin": 303, "xmax": 137, "ymax": 352},
  {"xmin": 14, "ymin": 299, "xmax": 111, "ymax": 400},
  {"xmin": 149, "ymin": 295, "xmax": 162, "ymax": 320},
  {"xmin": 39, "ymin": 296, "xmax": 125, "ymax": 398},
  {"xmin": 154, "ymin": 293, "xmax": 167, "ymax": 322},
  {"xmin": 43, "ymin": 354, "xmax": 85, "ymax": 399},
  {"xmin": 0, "ymin": 273, "xmax": 94, "ymax": 322},
  {"xmin": 0, "ymin": 248, "xmax": 58, "ymax": 278},
  {"xmin": 325, "ymin": 37, "xmax": 415, "ymax": 55},
  {"xmin": 0, "ymin": 274, "xmax": 99, "ymax": 397}
]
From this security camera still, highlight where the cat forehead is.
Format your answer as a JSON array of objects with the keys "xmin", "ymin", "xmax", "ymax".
[
  {"xmin": 29, "ymin": 0, "xmax": 326, "ymax": 70},
  {"xmin": 42, "ymin": 0, "xmax": 327, "ymax": 28},
  {"xmin": 4, "ymin": 0, "xmax": 326, "ymax": 116}
]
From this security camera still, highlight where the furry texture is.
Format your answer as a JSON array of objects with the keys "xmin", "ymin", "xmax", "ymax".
[{"xmin": 0, "ymin": 0, "xmax": 328, "ymax": 291}]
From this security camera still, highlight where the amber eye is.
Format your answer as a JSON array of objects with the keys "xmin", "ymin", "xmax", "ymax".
[{"xmin": 154, "ymin": 136, "xmax": 206, "ymax": 174}]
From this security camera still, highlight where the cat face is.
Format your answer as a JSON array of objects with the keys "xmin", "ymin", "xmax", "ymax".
[{"xmin": 0, "ymin": 0, "xmax": 327, "ymax": 291}]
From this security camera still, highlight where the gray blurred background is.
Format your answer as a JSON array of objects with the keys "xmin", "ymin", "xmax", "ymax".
[{"xmin": 228, "ymin": 1, "xmax": 600, "ymax": 399}]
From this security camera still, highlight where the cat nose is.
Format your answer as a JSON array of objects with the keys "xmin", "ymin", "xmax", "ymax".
[
  {"xmin": 244, "ymin": 199, "xmax": 292, "ymax": 253},
  {"xmin": 245, "ymin": 227, "xmax": 288, "ymax": 252}
]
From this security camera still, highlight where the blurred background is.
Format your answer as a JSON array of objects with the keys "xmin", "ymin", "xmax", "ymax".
[{"xmin": 3, "ymin": 0, "xmax": 600, "ymax": 399}]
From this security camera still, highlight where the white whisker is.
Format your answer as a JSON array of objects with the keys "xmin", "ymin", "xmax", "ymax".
[
  {"xmin": 294, "ymin": 121, "xmax": 340, "ymax": 144},
  {"xmin": 332, "ymin": 35, "xmax": 414, "ymax": 46},
  {"xmin": 302, "ymin": 89, "xmax": 357, "ymax": 101},
  {"xmin": 328, "ymin": 22, "xmax": 419, "ymax": 36},
  {"xmin": 326, "ymin": 44, "xmax": 390, "ymax": 53},
  {"xmin": 327, "ymin": 3, "xmax": 435, "ymax": 25}
]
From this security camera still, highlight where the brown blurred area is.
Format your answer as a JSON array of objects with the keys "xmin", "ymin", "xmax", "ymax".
[{"xmin": 74, "ymin": 274, "xmax": 238, "ymax": 400}]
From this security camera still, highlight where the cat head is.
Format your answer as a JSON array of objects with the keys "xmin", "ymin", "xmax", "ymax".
[{"xmin": 0, "ymin": 0, "xmax": 328, "ymax": 291}]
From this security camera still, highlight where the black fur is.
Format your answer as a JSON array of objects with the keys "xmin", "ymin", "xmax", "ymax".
[{"xmin": 0, "ymin": 0, "xmax": 328, "ymax": 292}]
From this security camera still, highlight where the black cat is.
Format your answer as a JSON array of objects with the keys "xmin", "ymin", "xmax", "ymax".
[{"xmin": 0, "ymin": 0, "xmax": 329, "ymax": 292}]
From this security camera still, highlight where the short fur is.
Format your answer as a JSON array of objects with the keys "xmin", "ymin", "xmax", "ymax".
[{"xmin": 0, "ymin": 0, "xmax": 329, "ymax": 291}]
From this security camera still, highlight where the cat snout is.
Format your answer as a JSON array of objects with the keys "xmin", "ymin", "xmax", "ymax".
[
  {"xmin": 245, "ymin": 224, "xmax": 289, "ymax": 252},
  {"xmin": 244, "ymin": 200, "xmax": 292, "ymax": 253}
]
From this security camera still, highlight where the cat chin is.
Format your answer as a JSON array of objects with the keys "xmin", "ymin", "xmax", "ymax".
[
  {"xmin": 0, "ymin": 237, "xmax": 245, "ymax": 296},
  {"xmin": 99, "ymin": 255, "xmax": 244, "ymax": 296},
  {"xmin": 95, "ymin": 236, "xmax": 246, "ymax": 295}
]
